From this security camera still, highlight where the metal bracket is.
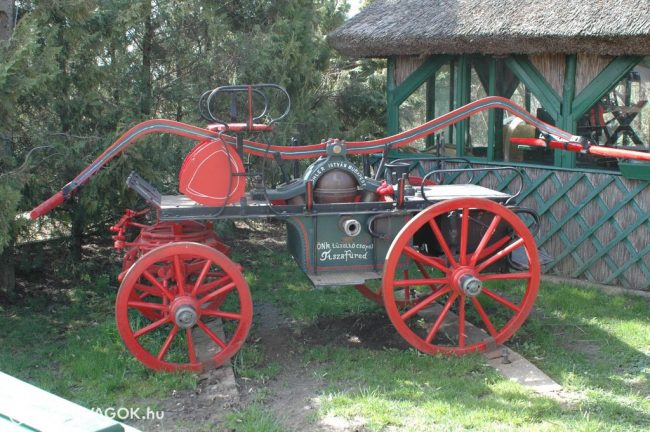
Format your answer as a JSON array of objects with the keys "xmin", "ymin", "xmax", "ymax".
[{"xmin": 126, "ymin": 171, "xmax": 162, "ymax": 207}]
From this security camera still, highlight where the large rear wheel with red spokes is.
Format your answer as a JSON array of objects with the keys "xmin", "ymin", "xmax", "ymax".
[
  {"xmin": 115, "ymin": 242, "xmax": 252, "ymax": 371},
  {"xmin": 383, "ymin": 197, "xmax": 540, "ymax": 355}
]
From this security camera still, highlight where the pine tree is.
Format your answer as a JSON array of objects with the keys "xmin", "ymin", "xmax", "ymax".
[{"xmin": 0, "ymin": 0, "xmax": 388, "ymax": 281}]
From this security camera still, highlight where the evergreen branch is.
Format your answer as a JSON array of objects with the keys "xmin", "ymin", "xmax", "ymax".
[{"xmin": 0, "ymin": 145, "xmax": 55, "ymax": 179}]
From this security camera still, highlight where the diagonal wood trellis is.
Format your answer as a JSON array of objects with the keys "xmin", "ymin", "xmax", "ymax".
[{"xmin": 412, "ymin": 159, "xmax": 650, "ymax": 290}]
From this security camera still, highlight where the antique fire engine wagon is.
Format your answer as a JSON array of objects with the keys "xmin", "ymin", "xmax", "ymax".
[{"xmin": 29, "ymin": 84, "xmax": 650, "ymax": 371}]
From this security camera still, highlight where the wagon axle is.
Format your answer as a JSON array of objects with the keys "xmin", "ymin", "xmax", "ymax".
[{"xmin": 455, "ymin": 271, "xmax": 483, "ymax": 297}]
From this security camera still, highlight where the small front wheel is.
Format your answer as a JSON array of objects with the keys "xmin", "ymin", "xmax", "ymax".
[{"xmin": 115, "ymin": 242, "xmax": 252, "ymax": 371}]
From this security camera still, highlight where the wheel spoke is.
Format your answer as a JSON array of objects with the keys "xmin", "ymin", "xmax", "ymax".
[
  {"xmin": 459, "ymin": 208, "xmax": 469, "ymax": 265},
  {"xmin": 196, "ymin": 320, "xmax": 227, "ymax": 350},
  {"xmin": 470, "ymin": 297, "xmax": 498, "ymax": 337},
  {"xmin": 394, "ymin": 278, "xmax": 447, "ymax": 287},
  {"xmin": 482, "ymin": 288, "xmax": 521, "ymax": 312},
  {"xmin": 186, "ymin": 328, "xmax": 198, "ymax": 365},
  {"xmin": 427, "ymin": 219, "xmax": 458, "ymax": 267},
  {"xmin": 156, "ymin": 325, "xmax": 179, "ymax": 361},
  {"xmin": 476, "ymin": 237, "xmax": 524, "ymax": 273},
  {"xmin": 467, "ymin": 235, "xmax": 509, "ymax": 264},
  {"xmin": 134, "ymin": 283, "xmax": 164, "ymax": 298},
  {"xmin": 414, "ymin": 261, "xmax": 444, "ymax": 292},
  {"xmin": 404, "ymin": 246, "xmax": 450, "ymax": 274},
  {"xmin": 480, "ymin": 272, "xmax": 531, "ymax": 281},
  {"xmin": 202, "ymin": 310, "xmax": 242, "ymax": 321},
  {"xmin": 198, "ymin": 282, "xmax": 236, "ymax": 306},
  {"xmin": 196, "ymin": 275, "xmax": 232, "ymax": 295},
  {"xmin": 458, "ymin": 297, "xmax": 466, "ymax": 348},
  {"xmin": 127, "ymin": 301, "xmax": 168, "ymax": 311},
  {"xmin": 143, "ymin": 270, "xmax": 174, "ymax": 301},
  {"xmin": 403, "ymin": 270, "xmax": 412, "ymax": 303},
  {"xmin": 470, "ymin": 214, "xmax": 502, "ymax": 266},
  {"xmin": 134, "ymin": 316, "xmax": 171, "ymax": 338},
  {"xmin": 191, "ymin": 260, "xmax": 213, "ymax": 296},
  {"xmin": 173, "ymin": 255, "xmax": 186, "ymax": 295},
  {"xmin": 425, "ymin": 293, "xmax": 458, "ymax": 344},
  {"xmin": 400, "ymin": 286, "xmax": 451, "ymax": 321}
]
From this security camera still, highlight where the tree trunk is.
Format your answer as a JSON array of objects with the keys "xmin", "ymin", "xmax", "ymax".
[
  {"xmin": 0, "ymin": 0, "xmax": 15, "ymax": 298},
  {"xmin": 0, "ymin": 0, "xmax": 13, "ymax": 41},
  {"xmin": 0, "ymin": 243, "xmax": 16, "ymax": 301},
  {"xmin": 141, "ymin": 0, "xmax": 154, "ymax": 116},
  {"xmin": 70, "ymin": 207, "xmax": 85, "ymax": 261}
]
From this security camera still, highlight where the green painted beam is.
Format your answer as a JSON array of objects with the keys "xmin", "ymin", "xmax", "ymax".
[
  {"xmin": 426, "ymin": 75, "xmax": 436, "ymax": 148},
  {"xmin": 454, "ymin": 56, "xmax": 470, "ymax": 156},
  {"xmin": 505, "ymin": 55, "xmax": 561, "ymax": 118},
  {"xmin": 556, "ymin": 54, "xmax": 577, "ymax": 168},
  {"xmin": 448, "ymin": 60, "xmax": 455, "ymax": 144},
  {"xmin": 539, "ymin": 176, "xmax": 615, "ymax": 246},
  {"xmin": 571, "ymin": 198, "xmax": 648, "ymax": 279},
  {"xmin": 487, "ymin": 58, "xmax": 496, "ymax": 161},
  {"xmin": 605, "ymin": 243, "xmax": 650, "ymax": 284},
  {"xmin": 572, "ymin": 56, "xmax": 642, "ymax": 118},
  {"xmin": 393, "ymin": 56, "xmax": 449, "ymax": 105},
  {"xmin": 387, "ymin": 56, "xmax": 399, "ymax": 134}
]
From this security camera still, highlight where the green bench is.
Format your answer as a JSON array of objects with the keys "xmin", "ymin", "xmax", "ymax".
[{"xmin": 0, "ymin": 372, "xmax": 141, "ymax": 432}]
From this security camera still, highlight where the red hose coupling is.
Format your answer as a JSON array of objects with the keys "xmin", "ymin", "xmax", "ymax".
[
  {"xmin": 113, "ymin": 234, "xmax": 126, "ymax": 249},
  {"xmin": 376, "ymin": 180, "xmax": 395, "ymax": 197}
]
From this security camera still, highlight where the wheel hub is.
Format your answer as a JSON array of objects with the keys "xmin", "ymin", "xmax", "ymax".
[
  {"xmin": 452, "ymin": 267, "xmax": 483, "ymax": 297},
  {"xmin": 459, "ymin": 274, "xmax": 482, "ymax": 297},
  {"xmin": 171, "ymin": 298, "xmax": 199, "ymax": 328}
]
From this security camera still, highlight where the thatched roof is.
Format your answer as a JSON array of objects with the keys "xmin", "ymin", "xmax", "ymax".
[{"xmin": 328, "ymin": 0, "xmax": 650, "ymax": 57}]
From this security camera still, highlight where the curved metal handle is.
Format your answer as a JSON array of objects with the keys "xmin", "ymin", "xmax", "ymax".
[
  {"xmin": 508, "ymin": 206, "xmax": 541, "ymax": 237},
  {"xmin": 199, "ymin": 84, "xmax": 291, "ymax": 127}
]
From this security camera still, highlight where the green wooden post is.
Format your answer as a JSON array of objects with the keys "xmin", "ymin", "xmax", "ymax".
[
  {"xmin": 454, "ymin": 55, "xmax": 470, "ymax": 156},
  {"xmin": 487, "ymin": 58, "xmax": 496, "ymax": 161},
  {"xmin": 449, "ymin": 59, "xmax": 455, "ymax": 144},
  {"xmin": 557, "ymin": 54, "xmax": 577, "ymax": 168},
  {"xmin": 426, "ymin": 75, "xmax": 436, "ymax": 149},
  {"xmin": 387, "ymin": 56, "xmax": 399, "ymax": 135}
]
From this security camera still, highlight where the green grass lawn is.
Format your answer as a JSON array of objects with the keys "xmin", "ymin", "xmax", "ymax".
[
  {"xmin": 1, "ymin": 235, "xmax": 649, "ymax": 431},
  {"xmin": 0, "ymin": 259, "xmax": 199, "ymax": 414}
]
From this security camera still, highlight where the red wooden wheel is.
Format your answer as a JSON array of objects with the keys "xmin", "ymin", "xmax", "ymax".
[
  {"xmin": 382, "ymin": 197, "xmax": 540, "ymax": 355},
  {"xmin": 115, "ymin": 242, "xmax": 252, "ymax": 371}
]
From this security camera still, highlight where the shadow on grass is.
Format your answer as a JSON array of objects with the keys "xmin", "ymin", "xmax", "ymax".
[{"xmin": 0, "ymin": 250, "xmax": 197, "ymax": 410}]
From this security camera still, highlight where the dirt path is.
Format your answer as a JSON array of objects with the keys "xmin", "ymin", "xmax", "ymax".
[{"xmin": 129, "ymin": 300, "xmax": 371, "ymax": 431}]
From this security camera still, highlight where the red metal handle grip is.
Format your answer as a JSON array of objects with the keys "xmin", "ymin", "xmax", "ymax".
[
  {"xmin": 29, "ymin": 191, "xmax": 65, "ymax": 219},
  {"xmin": 509, "ymin": 137, "xmax": 546, "ymax": 148},
  {"xmin": 589, "ymin": 146, "xmax": 650, "ymax": 162},
  {"xmin": 511, "ymin": 137, "xmax": 650, "ymax": 162}
]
